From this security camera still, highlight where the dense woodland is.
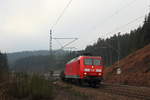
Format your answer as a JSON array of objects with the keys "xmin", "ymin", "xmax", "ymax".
[
  {"xmin": 7, "ymin": 12, "xmax": 150, "ymax": 72},
  {"xmin": 0, "ymin": 52, "xmax": 9, "ymax": 81}
]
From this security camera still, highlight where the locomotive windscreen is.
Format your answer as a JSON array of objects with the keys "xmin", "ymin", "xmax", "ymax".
[
  {"xmin": 84, "ymin": 59, "xmax": 101, "ymax": 65},
  {"xmin": 84, "ymin": 59, "xmax": 92, "ymax": 65},
  {"xmin": 93, "ymin": 59, "xmax": 101, "ymax": 65}
]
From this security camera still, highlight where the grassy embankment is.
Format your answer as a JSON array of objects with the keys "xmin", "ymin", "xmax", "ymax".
[
  {"xmin": 9, "ymin": 73, "xmax": 53, "ymax": 100},
  {"xmin": 8, "ymin": 73, "xmax": 90, "ymax": 100}
]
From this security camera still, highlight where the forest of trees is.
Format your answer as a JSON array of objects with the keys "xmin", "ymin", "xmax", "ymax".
[
  {"xmin": 85, "ymin": 12, "xmax": 150, "ymax": 66},
  {"xmin": 0, "ymin": 52, "xmax": 9, "ymax": 82}
]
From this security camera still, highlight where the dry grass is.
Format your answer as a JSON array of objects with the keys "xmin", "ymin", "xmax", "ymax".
[{"xmin": 104, "ymin": 44, "xmax": 150, "ymax": 87}]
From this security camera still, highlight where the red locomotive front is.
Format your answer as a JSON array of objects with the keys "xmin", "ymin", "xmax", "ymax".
[{"xmin": 63, "ymin": 56, "xmax": 104, "ymax": 87}]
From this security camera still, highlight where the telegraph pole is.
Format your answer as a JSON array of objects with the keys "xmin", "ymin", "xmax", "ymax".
[
  {"xmin": 117, "ymin": 32, "xmax": 121, "ymax": 67},
  {"xmin": 103, "ymin": 32, "xmax": 121, "ymax": 74},
  {"xmin": 117, "ymin": 32, "xmax": 121, "ymax": 75},
  {"xmin": 50, "ymin": 29, "xmax": 52, "ymax": 55}
]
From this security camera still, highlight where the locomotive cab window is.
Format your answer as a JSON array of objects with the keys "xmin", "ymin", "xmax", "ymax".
[
  {"xmin": 84, "ymin": 59, "xmax": 92, "ymax": 65},
  {"xmin": 93, "ymin": 59, "xmax": 101, "ymax": 65},
  {"xmin": 84, "ymin": 58, "xmax": 101, "ymax": 65}
]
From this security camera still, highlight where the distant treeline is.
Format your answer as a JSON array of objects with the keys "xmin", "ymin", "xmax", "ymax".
[
  {"xmin": 0, "ymin": 52, "xmax": 9, "ymax": 81},
  {"xmin": 13, "ymin": 52, "xmax": 76, "ymax": 73},
  {"xmin": 85, "ymin": 12, "xmax": 150, "ymax": 66}
]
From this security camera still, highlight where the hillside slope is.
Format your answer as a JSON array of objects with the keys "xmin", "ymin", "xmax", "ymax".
[
  {"xmin": 104, "ymin": 44, "xmax": 150, "ymax": 87},
  {"xmin": 8, "ymin": 50, "xmax": 67, "ymax": 68},
  {"xmin": 7, "ymin": 50, "xmax": 50, "ymax": 67}
]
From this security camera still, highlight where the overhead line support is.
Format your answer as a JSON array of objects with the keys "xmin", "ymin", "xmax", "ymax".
[{"xmin": 50, "ymin": 29, "xmax": 52, "ymax": 55}]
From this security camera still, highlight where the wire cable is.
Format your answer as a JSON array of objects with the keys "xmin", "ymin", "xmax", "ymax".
[
  {"xmin": 91, "ymin": 0, "xmax": 139, "ymax": 31},
  {"xmin": 86, "ymin": 15, "xmax": 145, "ymax": 48},
  {"xmin": 108, "ymin": 15, "xmax": 144, "ymax": 35},
  {"xmin": 51, "ymin": 0, "xmax": 73, "ymax": 29},
  {"xmin": 86, "ymin": 0, "xmax": 140, "ymax": 46}
]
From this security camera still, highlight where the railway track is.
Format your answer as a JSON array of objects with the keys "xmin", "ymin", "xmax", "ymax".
[
  {"xmin": 57, "ymin": 81, "xmax": 150, "ymax": 100},
  {"xmin": 0, "ymin": 82, "xmax": 9, "ymax": 100},
  {"xmin": 100, "ymin": 83, "xmax": 150, "ymax": 100}
]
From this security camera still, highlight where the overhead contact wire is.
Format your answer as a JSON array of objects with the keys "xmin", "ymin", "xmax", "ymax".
[{"xmin": 51, "ymin": 0, "xmax": 73, "ymax": 29}]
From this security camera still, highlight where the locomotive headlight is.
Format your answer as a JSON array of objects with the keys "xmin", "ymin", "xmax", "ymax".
[
  {"xmin": 98, "ymin": 73, "xmax": 102, "ymax": 76},
  {"xmin": 84, "ymin": 68, "xmax": 90, "ymax": 72},
  {"xmin": 96, "ymin": 69, "xmax": 102, "ymax": 72}
]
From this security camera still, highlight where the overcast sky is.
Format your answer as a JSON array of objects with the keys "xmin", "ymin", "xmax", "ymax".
[{"xmin": 0, "ymin": 0, "xmax": 149, "ymax": 53}]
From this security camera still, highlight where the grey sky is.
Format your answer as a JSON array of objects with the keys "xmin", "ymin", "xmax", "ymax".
[{"xmin": 0, "ymin": 0, "xmax": 149, "ymax": 53}]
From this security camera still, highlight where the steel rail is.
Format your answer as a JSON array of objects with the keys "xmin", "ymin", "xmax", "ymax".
[
  {"xmin": 0, "ymin": 82, "xmax": 9, "ymax": 99},
  {"xmin": 99, "ymin": 83, "xmax": 150, "ymax": 100}
]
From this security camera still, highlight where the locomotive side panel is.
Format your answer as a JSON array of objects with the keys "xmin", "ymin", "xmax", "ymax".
[{"xmin": 65, "ymin": 59, "xmax": 80, "ymax": 78}]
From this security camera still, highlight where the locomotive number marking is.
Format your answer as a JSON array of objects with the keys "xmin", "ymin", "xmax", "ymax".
[{"xmin": 91, "ymin": 69, "xmax": 95, "ymax": 72}]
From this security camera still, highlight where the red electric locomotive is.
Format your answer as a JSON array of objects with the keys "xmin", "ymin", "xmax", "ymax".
[{"xmin": 62, "ymin": 56, "xmax": 104, "ymax": 87}]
